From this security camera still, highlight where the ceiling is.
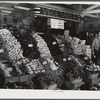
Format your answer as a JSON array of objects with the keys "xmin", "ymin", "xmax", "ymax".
[{"xmin": 0, "ymin": 3, "xmax": 100, "ymax": 20}]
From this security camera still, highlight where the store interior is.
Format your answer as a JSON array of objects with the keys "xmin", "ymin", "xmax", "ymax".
[{"xmin": 0, "ymin": 3, "xmax": 100, "ymax": 90}]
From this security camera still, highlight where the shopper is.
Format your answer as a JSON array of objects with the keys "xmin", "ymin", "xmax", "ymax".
[
  {"xmin": 64, "ymin": 30, "xmax": 72, "ymax": 42},
  {"xmin": 91, "ymin": 32, "xmax": 100, "ymax": 64}
]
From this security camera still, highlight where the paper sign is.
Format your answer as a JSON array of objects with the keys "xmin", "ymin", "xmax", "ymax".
[
  {"xmin": 50, "ymin": 19, "xmax": 58, "ymax": 29},
  {"xmin": 52, "ymin": 42, "xmax": 57, "ymax": 45},
  {"xmin": 50, "ymin": 18, "xmax": 64, "ymax": 29},
  {"xmin": 58, "ymin": 20, "xmax": 64, "ymax": 29},
  {"xmin": 28, "ymin": 44, "xmax": 33, "ymax": 47}
]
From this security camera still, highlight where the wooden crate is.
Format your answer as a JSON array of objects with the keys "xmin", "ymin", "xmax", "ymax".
[{"xmin": 65, "ymin": 81, "xmax": 84, "ymax": 90}]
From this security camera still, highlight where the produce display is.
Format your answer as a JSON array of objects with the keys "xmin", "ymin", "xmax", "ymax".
[
  {"xmin": 23, "ymin": 58, "xmax": 45, "ymax": 74},
  {"xmin": 80, "ymin": 83, "xmax": 100, "ymax": 90},
  {"xmin": 86, "ymin": 63, "xmax": 100, "ymax": 73},
  {"xmin": 71, "ymin": 37, "xmax": 86, "ymax": 56},
  {"xmin": 53, "ymin": 34, "xmax": 74, "ymax": 57},
  {"xmin": 0, "ymin": 29, "xmax": 24, "ymax": 63},
  {"xmin": 5, "ymin": 81, "xmax": 34, "ymax": 89},
  {"xmin": 66, "ymin": 68, "xmax": 84, "ymax": 83},
  {"xmin": 32, "ymin": 33, "xmax": 52, "ymax": 58},
  {"xmin": 0, "ymin": 27, "xmax": 100, "ymax": 90},
  {"xmin": 39, "ymin": 57, "xmax": 63, "ymax": 87},
  {"xmin": 0, "ymin": 29, "xmax": 46, "ymax": 77}
]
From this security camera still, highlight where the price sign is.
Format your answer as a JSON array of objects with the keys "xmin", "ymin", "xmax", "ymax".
[
  {"xmin": 52, "ymin": 42, "xmax": 57, "ymax": 45},
  {"xmin": 28, "ymin": 44, "xmax": 33, "ymax": 47}
]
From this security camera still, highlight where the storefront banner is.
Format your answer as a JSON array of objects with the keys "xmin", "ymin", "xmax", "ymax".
[{"xmin": 33, "ymin": 6, "xmax": 80, "ymax": 22}]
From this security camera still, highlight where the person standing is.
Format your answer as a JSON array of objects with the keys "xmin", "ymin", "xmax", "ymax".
[{"xmin": 91, "ymin": 32, "xmax": 100, "ymax": 64}]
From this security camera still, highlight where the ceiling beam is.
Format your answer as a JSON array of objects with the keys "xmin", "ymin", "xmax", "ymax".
[
  {"xmin": 72, "ymin": 5, "xmax": 80, "ymax": 11},
  {"xmin": 0, "ymin": 6, "xmax": 14, "ymax": 10},
  {"xmin": 14, "ymin": 5, "xmax": 30, "ymax": 11},
  {"xmin": 85, "ymin": 14, "xmax": 100, "ymax": 18},
  {"xmin": 84, "ymin": 9, "xmax": 100, "ymax": 14},
  {"xmin": 82, "ymin": 4, "xmax": 100, "ymax": 12}
]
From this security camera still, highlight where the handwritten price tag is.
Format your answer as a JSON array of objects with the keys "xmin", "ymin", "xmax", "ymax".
[
  {"xmin": 28, "ymin": 44, "xmax": 33, "ymax": 47},
  {"xmin": 52, "ymin": 42, "xmax": 57, "ymax": 45}
]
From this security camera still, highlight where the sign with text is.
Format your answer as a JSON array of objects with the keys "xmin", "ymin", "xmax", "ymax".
[
  {"xmin": 50, "ymin": 18, "xmax": 64, "ymax": 29},
  {"xmin": 33, "ymin": 6, "xmax": 80, "ymax": 22}
]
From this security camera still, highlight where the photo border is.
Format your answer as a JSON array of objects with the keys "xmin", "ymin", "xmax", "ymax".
[{"xmin": 0, "ymin": 0, "xmax": 100, "ymax": 99}]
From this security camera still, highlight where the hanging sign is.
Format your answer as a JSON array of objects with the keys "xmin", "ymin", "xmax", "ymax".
[
  {"xmin": 33, "ymin": 6, "xmax": 80, "ymax": 22},
  {"xmin": 58, "ymin": 19, "xmax": 64, "ymax": 29},
  {"xmin": 50, "ymin": 18, "xmax": 64, "ymax": 29}
]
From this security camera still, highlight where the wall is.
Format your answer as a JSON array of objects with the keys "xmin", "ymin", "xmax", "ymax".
[
  {"xmin": 0, "ymin": 9, "xmax": 33, "ymax": 29},
  {"xmin": 84, "ymin": 18, "xmax": 100, "ymax": 32}
]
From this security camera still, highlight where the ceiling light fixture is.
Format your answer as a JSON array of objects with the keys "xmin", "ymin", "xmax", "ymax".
[
  {"xmin": 0, "ymin": 6, "xmax": 14, "ymax": 11},
  {"xmin": 1, "ymin": 10, "xmax": 12, "ymax": 14},
  {"xmin": 14, "ymin": 5, "xmax": 30, "ymax": 11}
]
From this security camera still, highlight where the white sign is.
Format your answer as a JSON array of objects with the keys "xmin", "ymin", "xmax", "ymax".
[
  {"xmin": 50, "ymin": 18, "xmax": 64, "ymax": 29},
  {"xmin": 58, "ymin": 20, "xmax": 64, "ymax": 29},
  {"xmin": 28, "ymin": 44, "xmax": 33, "ymax": 47}
]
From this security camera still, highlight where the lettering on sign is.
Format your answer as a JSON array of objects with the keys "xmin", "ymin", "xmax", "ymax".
[{"xmin": 39, "ymin": 7, "xmax": 80, "ymax": 21}]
